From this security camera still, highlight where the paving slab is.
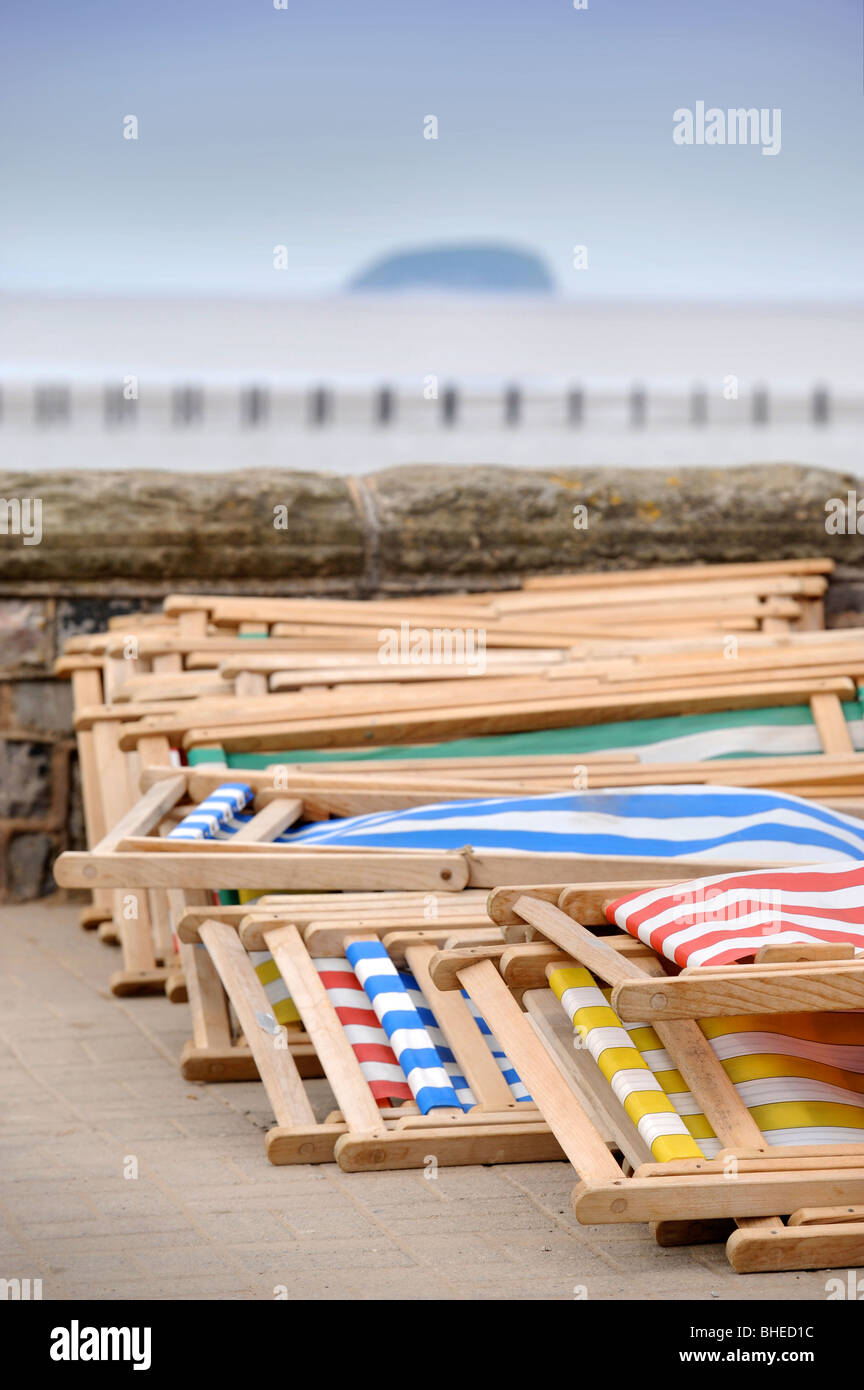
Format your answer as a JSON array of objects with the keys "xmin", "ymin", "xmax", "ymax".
[{"xmin": 0, "ymin": 899, "xmax": 846, "ymax": 1302}]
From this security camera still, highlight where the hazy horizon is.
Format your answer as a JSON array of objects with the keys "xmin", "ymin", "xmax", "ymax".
[{"xmin": 3, "ymin": 295, "xmax": 862, "ymax": 385}]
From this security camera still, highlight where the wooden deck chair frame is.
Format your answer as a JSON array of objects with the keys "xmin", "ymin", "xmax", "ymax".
[
  {"xmin": 426, "ymin": 884, "xmax": 864, "ymax": 1273},
  {"xmin": 64, "ymin": 620, "xmax": 861, "ymax": 845},
  {"xmin": 161, "ymin": 753, "xmax": 864, "ymax": 816},
  {"xmin": 67, "ymin": 668, "xmax": 858, "ymax": 981},
  {"xmin": 55, "ymin": 603, "xmax": 215, "ymax": 941},
  {"xmin": 91, "ymin": 617, "xmax": 864, "ymax": 725},
  {"xmin": 191, "ymin": 908, "xmax": 565, "ymax": 1171},
  {"xmin": 177, "ymin": 888, "xmax": 498, "ymax": 1082},
  {"xmin": 111, "ymin": 672, "xmax": 859, "ymax": 757},
  {"xmin": 57, "ymin": 781, "xmax": 798, "ymax": 898},
  {"xmin": 55, "ymin": 600, "xmax": 858, "ymax": 989},
  {"xmin": 53, "ymin": 557, "xmax": 836, "ymax": 928},
  {"xmin": 54, "ymin": 744, "xmax": 864, "ymax": 999},
  {"xmin": 56, "ymin": 611, "xmax": 301, "ymax": 974}
]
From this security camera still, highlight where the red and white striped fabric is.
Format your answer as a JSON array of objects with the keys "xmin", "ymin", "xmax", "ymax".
[
  {"xmin": 606, "ymin": 862, "xmax": 864, "ymax": 969},
  {"xmin": 312, "ymin": 957, "xmax": 412, "ymax": 1107}
]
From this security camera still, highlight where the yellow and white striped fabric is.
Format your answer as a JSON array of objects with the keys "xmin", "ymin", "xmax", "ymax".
[
  {"xmin": 549, "ymin": 965, "xmax": 864, "ymax": 1160},
  {"xmin": 238, "ymin": 889, "xmax": 301, "ymax": 1027},
  {"xmin": 248, "ymin": 950, "xmax": 301, "ymax": 1027}
]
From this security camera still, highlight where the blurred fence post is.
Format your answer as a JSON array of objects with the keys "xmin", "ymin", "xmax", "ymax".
[
  {"xmin": 567, "ymin": 386, "xmax": 584, "ymax": 426},
  {"xmin": 751, "ymin": 386, "xmax": 769, "ymax": 425},
  {"xmin": 375, "ymin": 386, "xmax": 395, "ymax": 425},
  {"xmin": 308, "ymin": 385, "xmax": 331, "ymax": 426},
  {"xmin": 104, "ymin": 385, "xmax": 137, "ymax": 427},
  {"xmin": 172, "ymin": 386, "xmax": 204, "ymax": 426},
  {"xmin": 812, "ymin": 385, "xmax": 830, "ymax": 426},
  {"xmin": 241, "ymin": 385, "xmax": 269, "ymax": 427},
  {"xmin": 441, "ymin": 385, "xmax": 458, "ymax": 426},
  {"xmin": 35, "ymin": 385, "xmax": 71, "ymax": 425},
  {"xmin": 504, "ymin": 385, "xmax": 521, "ymax": 426},
  {"xmin": 690, "ymin": 385, "xmax": 708, "ymax": 426}
]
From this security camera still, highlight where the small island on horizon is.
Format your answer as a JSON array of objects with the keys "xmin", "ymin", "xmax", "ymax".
[{"xmin": 348, "ymin": 242, "xmax": 556, "ymax": 294}]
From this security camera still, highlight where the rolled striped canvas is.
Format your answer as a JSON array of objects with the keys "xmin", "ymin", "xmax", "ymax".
[
  {"xmin": 175, "ymin": 782, "xmax": 864, "ymax": 866},
  {"xmin": 608, "ymin": 862, "xmax": 864, "ymax": 968},
  {"xmin": 551, "ymin": 964, "xmax": 701, "ymax": 1161},
  {"xmin": 166, "ymin": 783, "xmax": 254, "ymax": 840},
  {"xmin": 247, "ymin": 950, "xmax": 301, "ymax": 1029},
  {"xmin": 401, "ymin": 971, "xmax": 475, "ymax": 1109},
  {"xmin": 279, "ymin": 786, "xmax": 864, "ymax": 865},
  {"xmin": 550, "ymin": 964, "xmax": 864, "ymax": 1157}
]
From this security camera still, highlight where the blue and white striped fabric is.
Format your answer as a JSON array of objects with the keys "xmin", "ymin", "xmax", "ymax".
[
  {"xmin": 175, "ymin": 782, "xmax": 864, "ymax": 866},
  {"xmin": 345, "ymin": 940, "xmax": 466, "ymax": 1112},
  {"xmin": 167, "ymin": 783, "xmax": 254, "ymax": 840},
  {"xmin": 462, "ymin": 991, "xmax": 532, "ymax": 1102},
  {"xmin": 401, "ymin": 970, "xmax": 476, "ymax": 1109},
  {"xmin": 280, "ymin": 787, "xmax": 864, "ymax": 866}
]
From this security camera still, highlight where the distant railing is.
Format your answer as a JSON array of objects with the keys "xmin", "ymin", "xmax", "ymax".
[{"xmin": 1, "ymin": 381, "xmax": 861, "ymax": 430}]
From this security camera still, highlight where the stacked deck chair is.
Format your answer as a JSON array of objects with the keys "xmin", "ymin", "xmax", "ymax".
[
  {"xmin": 169, "ymin": 628, "xmax": 864, "ymax": 813},
  {"xmin": 55, "ymin": 778, "xmax": 864, "ymax": 1005},
  {"xmin": 164, "ymin": 786, "xmax": 500, "ymax": 1081},
  {"xmin": 101, "ymin": 665, "xmax": 860, "ymax": 994},
  {"xmin": 226, "ymin": 910, "xmax": 557, "ymax": 1171},
  {"xmin": 428, "ymin": 867, "xmax": 864, "ymax": 1273},
  {"xmin": 141, "ymin": 784, "xmax": 560, "ymax": 1169},
  {"xmin": 52, "ymin": 557, "xmax": 859, "ymax": 985},
  {"xmin": 58, "ymin": 782, "xmax": 864, "ymax": 902},
  {"xmin": 123, "ymin": 669, "xmax": 862, "ymax": 758},
  {"xmin": 56, "ymin": 782, "xmax": 864, "ymax": 1102},
  {"xmin": 178, "ymin": 889, "xmax": 500, "ymax": 1081},
  {"xmin": 59, "ymin": 586, "xmax": 861, "ymax": 922}
]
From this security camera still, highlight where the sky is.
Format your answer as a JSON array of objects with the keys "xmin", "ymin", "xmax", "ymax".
[{"xmin": 2, "ymin": 0, "xmax": 862, "ymax": 299}]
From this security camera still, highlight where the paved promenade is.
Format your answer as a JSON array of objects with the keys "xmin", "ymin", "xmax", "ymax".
[{"xmin": 0, "ymin": 899, "xmax": 835, "ymax": 1301}]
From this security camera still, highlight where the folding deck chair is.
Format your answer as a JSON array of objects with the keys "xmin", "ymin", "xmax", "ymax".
[
  {"xmin": 166, "ymin": 786, "xmax": 500, "ymax": 1081},
  {"xmin": 428, "ymin": 869, "xmax": 864, "ymax": 1273},
  {"xmin": 180, "ymin": 893, "xmax": 506, "ymax": 1083},
  {"xmin": 137, "ymin": 776, "xmax": 558, "ymax": 1166},
  {"xmin": 192, "ymin": 904, "xmax": 564, "ymax": 1170},
  {"xmin": 62, "ymin": 781, "xmax": 864, "ymax": 903},
  {"xmin": 179, "ymin": 889, "xmax": 500, "ymax": 1084}
]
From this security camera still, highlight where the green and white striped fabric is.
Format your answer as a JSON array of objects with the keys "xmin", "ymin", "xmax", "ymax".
[{"xmin": 186, "ymin": 697, "xmax": 864, "ymax": 770}]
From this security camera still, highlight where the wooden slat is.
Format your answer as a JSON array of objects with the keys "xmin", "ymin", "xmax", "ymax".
[
  {"xmin": 198, "ymin": 919, "xmax": 316, "ymax": 1128},
  {"xmin": 522, "ymin": 559, "xmax": 834, "ymax": 590},
  {"xmin": 263, "ymin": 922, "xmax": 383, "ymax": 1132},
  {"xmin": 54, "ymin": 848, "xmax": 470, "ymax": 892},
  {"xmin": 92, "ymin": 774, "xmax": 187, "ymax": 853},
  {"xmin": 456, "ymin": 958, "xmax": 622, "ymax": 1182},
  {"xmin": 572, "ymin": 1170, "xmax": 864, "ymax": 1223},
  {"xmin": 613, "ymin": 961, "xmax": 864, "ymax": 1020}
]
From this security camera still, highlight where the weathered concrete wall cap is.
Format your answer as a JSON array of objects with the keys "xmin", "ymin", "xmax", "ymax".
[{"xmin": 0, "ymin": 464, "xmax": 861, "ymax": 591}]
